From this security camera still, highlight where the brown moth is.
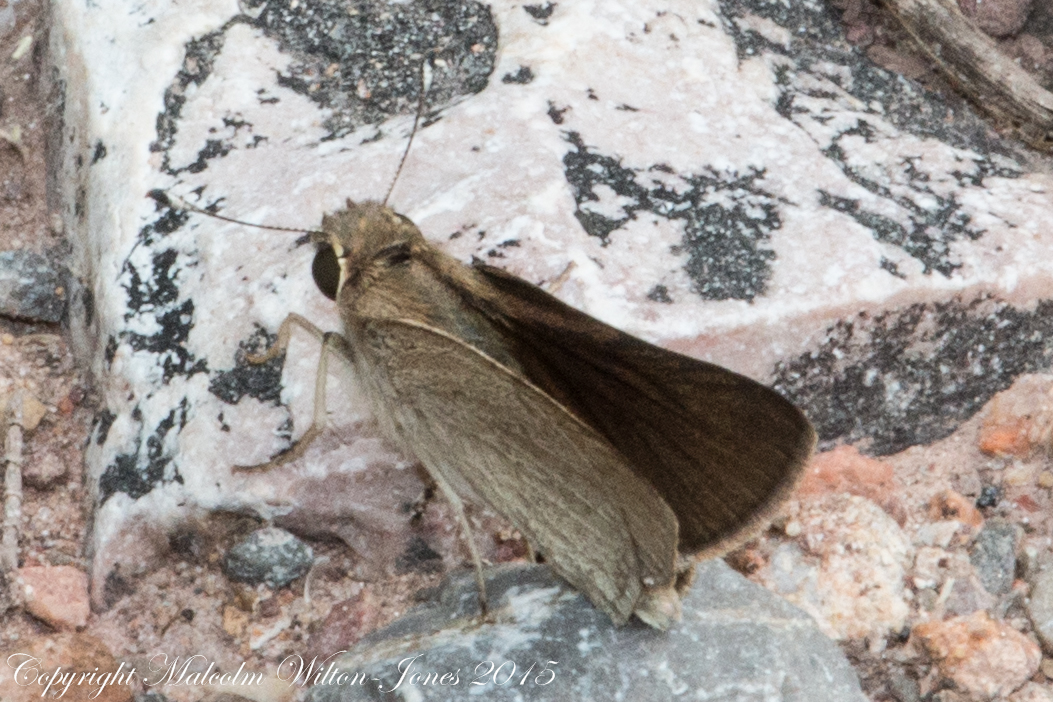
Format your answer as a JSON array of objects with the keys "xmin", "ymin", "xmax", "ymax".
[{"xmin": 234, "ymin": 199, "xmax": 817, "ymax": 630}]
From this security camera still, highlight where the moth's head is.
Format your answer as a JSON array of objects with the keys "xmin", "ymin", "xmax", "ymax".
[{"xmin": 312, "ymin": 199, "xmax": 426, "ymax": 300}]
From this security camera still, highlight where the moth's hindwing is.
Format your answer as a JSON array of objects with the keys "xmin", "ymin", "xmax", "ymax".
[{"xmin": 465, "ymin": 263, "xmax": 817, "ymax": 558}]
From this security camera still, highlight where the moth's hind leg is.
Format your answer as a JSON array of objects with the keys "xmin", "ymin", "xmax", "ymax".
[
  {"xmin": 426, "ymin": 469, "xmax": 490, "ymax": 618},
  {"xmin": 235, "ymin": 315, "xmax": 353, "ymax": 472}
]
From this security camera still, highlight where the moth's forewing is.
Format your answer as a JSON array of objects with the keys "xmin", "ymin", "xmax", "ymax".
[
  {"xmin": 458, "ymin": 263, "xmax": 817, "ymax": 558},
  {"xmin": 351, "ymin": 316, "xmax": 678, "ymax": 625}
]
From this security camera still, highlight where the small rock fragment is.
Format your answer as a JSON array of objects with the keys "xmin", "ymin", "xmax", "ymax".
[
  {"xmin": 929, "ymin": 490, "xmax": 984, "ymax": 528},
  {"xmin": 960, "ymin": 0, "xmax": 1033, "ymax": 37},
  {"xmin": 797, "ymin": 445, "xmax": 904, "ymax": 522},
  {"xmin": 307, "ymin": 589, "xmax": 377, "ymax": 660},
  {"xmin": 1026, "ymin": 568, "xmax": 1053, "ymax": 653},
  {"xmin": 2, "ymin": 391, "xmax": 48, "ymax": 432},
  {"xmin": 976, "ymin": 485, "xmax": 1001, "ymax": 508},
  {"xmin": 865, "ymin": 44, "xmax": 932, "ymax": 80},
  {"xmin": 979, "ymin": 419, "xmax": 1033, "ymax": 456},
  {"xmin": 200, "ymin": 694, "xmax": 259, "ymax": 702},
  {"xmin": 978, "ymin": 375, "xmax": 1053, "ymax": 456},
  {"xmin": 18, "ymin": 565, "xmax": 90, "ymax": 629},
  {"xmin": 914, "ymin": 521, "xmax": 962, "ymax": 548},
  {"xmin": 1040, "ymin": 471, "xmax": 1053, "ymax": 488},
  {"xmin": 1003, "ymin": 33, "xmax": 1050, "ymax": 73},
  {"xmin": 57, "ymin": 394, "xmax": 75, "ymax": 415},
  {"xmin": 1010, "ymin": 682, "xmax": 1053, "ymax": 702},
  {"xmin": 912, "ymin": 610, "xmax": 1041, "ymax": 699},
  {"xmin": 247, "ymin": 610, "xmax": 292, "ymax": 650},
  {"xmin": 1005, "ymin": 462, "xmax": 1038, "ymax": 486},
  {"xmin": 754, "ymin": 494, "xmax": 912, "ymax": 640},
  {"xmin": 0, "ymin": 251, "xmax": 67, "ymax": 323},
  {"xmin": 24, "ymin": 452, "xmax": 68, "ymax": 488},
  {"xmin": 222, "ymin": 605, "xmax": 249, "ymax": 637},
  {"xmin": 223, "ymin": 527, "xmax": 313, "ymax": 588},
  {"xmin": 952, "ymin": 468, "xmax": 983, "ymax": 498},
  {"xmin": 886, "ymin": 668, "xmax": 921, "ymax": 702},
  {"xmin": 970, "ymin": 519, "xmax": 1019, "ymax": 595},
  {"xmin": 912, "ymin": 547, "xmax": 995, "ymax": 616}
]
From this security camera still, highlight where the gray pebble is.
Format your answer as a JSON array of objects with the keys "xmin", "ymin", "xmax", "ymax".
[
  {"xmin": 134, "ymin": 692, "xmax": 170, "ymax": 702},
  {"xmin": 223, "ymin": 527, "xmax": 313, "ymax": 588},
  {"xmin": 0, "ymin": 251, "xmax": 67, "ymax": 323},
  {"xmin": 969, "ymin": 518, "xmax": 1018, "ymax": 595},
  {"xmin": 887, "ymin": 668, "xmax": 921, "ymax": 702}
]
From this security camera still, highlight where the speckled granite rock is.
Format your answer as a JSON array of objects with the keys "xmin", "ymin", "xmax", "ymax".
[
  {"xmin": 0, "ymin": 250, "xmax": 67, "ymax": 323},
  {"xmin": 221, "ymin": 526, "xmax": 313, "ymax": 587},
  {"xmin": 46, "ymin": 0, "xmax": 1053, "ymax": 601},
  {"xmin": 302, "ymin": 560, "xmax": 866, "ymax": 702},
  {"xmin": 970, "ymin": 518, "xmax": 1019, "ymax": 595}
]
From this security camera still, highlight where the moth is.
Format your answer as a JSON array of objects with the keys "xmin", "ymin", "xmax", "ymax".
[{"xmin": 214, "ymin": 197, "xmax": 817, "ymax": 630}]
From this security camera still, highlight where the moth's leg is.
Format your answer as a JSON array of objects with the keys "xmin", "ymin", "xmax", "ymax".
[
  {"xmin": 244, "ymin": 312, "xmax": 326, "ymax": 364},
  {"xmin": 428, "ymin": 469, "xmax": 489, "ymax": 616},
  {"xmin": 235, "ymin": 323, "xmax": 353, "ymax": 472},
  {"xmin": 525, "ymin": 542, "xmax": 537, "ymax": 563}
]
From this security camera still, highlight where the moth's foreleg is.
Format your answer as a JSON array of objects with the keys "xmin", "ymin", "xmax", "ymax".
[
  {"xmin": 234, "ymin": 322, "xmax": 352, "ymax": 472},
  {"xmin": 245, "ymin": 312, "xmax": 327, "ymax": 364}
]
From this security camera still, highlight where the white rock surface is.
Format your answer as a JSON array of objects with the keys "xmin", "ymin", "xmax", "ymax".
[{"xmin": 47, "ymin": 0, "xmax": 1053, "ymax": 602}]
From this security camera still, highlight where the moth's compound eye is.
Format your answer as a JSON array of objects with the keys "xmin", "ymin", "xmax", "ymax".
[{"xmin": 312, "ymin": 244, "xmax": 340, "ymax": 300}]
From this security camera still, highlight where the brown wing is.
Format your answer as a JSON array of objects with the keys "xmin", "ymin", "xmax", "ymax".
[
  {"xmin": 357, "ymin": 317, "xmax": 679, "ymax": 625},
  {"xmin": 464, "ymin": 263, "xmax": 816, "ymax": 558}
]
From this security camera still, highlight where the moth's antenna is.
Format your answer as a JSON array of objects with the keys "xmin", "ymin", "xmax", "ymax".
[
  {"xmin": 382, "ymin": 58, "xmax": 433, "ymax": 206},
  {"xmin": 162, "ymin": 192, "xmax": 325, "ymax": 236}
]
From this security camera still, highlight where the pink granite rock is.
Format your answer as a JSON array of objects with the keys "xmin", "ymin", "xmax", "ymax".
[
  {"xmin": 18, "ymin": 565, "xmax": 90, "ymax": 629},
  {"xmin": 912, "ymin": 611, "xmax": 1042, "ymax": 699},
  {"xmin": 798, "ymin": 445, "xmax": 905, "ymax": 523}
]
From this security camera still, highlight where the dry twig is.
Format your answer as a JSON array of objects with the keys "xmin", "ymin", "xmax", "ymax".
[
  {"xmin": 883, "ymin": 0, "xmax": 1053, "ymax": 149},
  {"xmin": 1, "ymin": 391, "xmax": 25, "ymax": 574}
]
